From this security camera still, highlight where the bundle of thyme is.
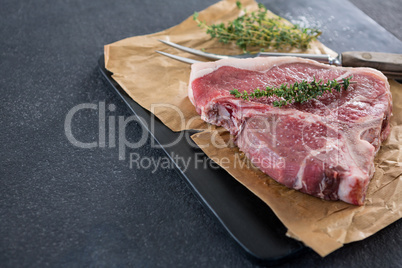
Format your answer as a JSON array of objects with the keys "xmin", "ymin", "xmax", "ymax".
[
  {"xmin": 230, "ymin": 76, "xmax": 354, "ymax": 107},
  {"xmin": 193, "ymin": 1, "xmax": 321, "ymax": 52}
]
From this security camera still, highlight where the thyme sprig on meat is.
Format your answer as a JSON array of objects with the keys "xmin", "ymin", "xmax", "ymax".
[
  {"xmin": 193, "ymin": 1, "xmax": 321, "ymax": 53},
  {"xmin": 230, "ymin": 76, "xmax": 354, "ymax": 107}
]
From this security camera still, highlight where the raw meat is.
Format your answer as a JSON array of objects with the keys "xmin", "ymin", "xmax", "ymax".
[{"xmin": 188, "ymin": 57, "xmax": 391, "ymax": 205}]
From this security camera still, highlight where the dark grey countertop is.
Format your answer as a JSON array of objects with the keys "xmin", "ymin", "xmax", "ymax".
[{"xmin": 1, "ymin": 0, "xmax": 401, "ymax": 267}]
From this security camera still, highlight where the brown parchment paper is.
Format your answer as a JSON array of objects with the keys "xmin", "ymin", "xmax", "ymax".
[{"xmin": 104, "ymin": 0, "xmax": 402, "ymax": 257}]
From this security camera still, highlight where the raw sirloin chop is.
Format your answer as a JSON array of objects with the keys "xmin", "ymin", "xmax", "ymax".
[{"xmin": 188, "ymin": 57, "xmax": 392, "ymax": 205}]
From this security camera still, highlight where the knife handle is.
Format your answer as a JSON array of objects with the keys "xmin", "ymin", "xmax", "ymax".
[{"xmin": 341, "ymin": 51, "xmax": 402, "ymax": 78}]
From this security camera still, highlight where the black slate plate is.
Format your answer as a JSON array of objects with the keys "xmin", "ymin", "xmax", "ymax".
[
  {"xmin": 98, "ymin": 56, "xmax": 306, "ymax": 264},
  {"xmin": 98, "ymin": 0, "xmax": 402, "ymax": 264}
]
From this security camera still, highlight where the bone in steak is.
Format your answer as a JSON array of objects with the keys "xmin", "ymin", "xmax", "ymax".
[{"xmin": 188, "ymin": 57, "xmax": 391, "ymax": 205}]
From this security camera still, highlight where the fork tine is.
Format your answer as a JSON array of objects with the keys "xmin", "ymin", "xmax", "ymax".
[
  {"xmin": 158, "ymin": 39, "xmax": 229, "ymax": 61},
  {"xmin": 156, "ymin": 51, "xmax": 201, "ymax": 64}
]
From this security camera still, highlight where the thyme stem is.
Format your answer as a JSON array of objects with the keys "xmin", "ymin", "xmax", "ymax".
[
  {"xmin": 193, "ymin": 1, "xmax": 321, "ymax": 53},
  {"xmin": 229, "ymin": 76, "xmax": 354, "ymax": 107}
]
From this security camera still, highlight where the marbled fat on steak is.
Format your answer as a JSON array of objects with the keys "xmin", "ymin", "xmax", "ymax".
[{"xmin": 188, "ymin": 57, "xmax": 391, "ymax": 205}]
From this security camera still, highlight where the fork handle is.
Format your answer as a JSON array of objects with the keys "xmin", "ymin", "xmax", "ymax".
[{"xmin": 341, "ymin": 51, "xmax": 402, "ymax": 74}]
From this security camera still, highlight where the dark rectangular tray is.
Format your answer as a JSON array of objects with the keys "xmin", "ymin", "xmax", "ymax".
[
  {"xmin": 98, "ymin": 56, "xmax": 306, "ymax": 263},
  {"xmin": 99, "ymin": 0, "xmax": 402, "ymax": 264}
]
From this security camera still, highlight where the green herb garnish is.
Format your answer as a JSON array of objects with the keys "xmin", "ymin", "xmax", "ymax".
[
  {"xmin": 230, "ymin": 76, "xmax": 354, "ymax": 107},
  {"xmin": 193, "ymin": 1, "xmax": 321, "ymax": 53}
]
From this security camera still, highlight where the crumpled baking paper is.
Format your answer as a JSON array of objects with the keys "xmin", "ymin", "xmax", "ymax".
[{"xmin": 104, "ymin": 0, "xmax": 402, "ymax": 257}]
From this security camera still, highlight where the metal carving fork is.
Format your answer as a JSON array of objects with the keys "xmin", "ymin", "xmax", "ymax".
[{"xmin": 156, "ymin": 39, "xmax": 402, "ymax": 79}]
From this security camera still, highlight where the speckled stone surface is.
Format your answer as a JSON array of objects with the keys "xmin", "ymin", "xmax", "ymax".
[{"xmin": 1, "ymin": 0, "xmax": 401, "ymax": 267}]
